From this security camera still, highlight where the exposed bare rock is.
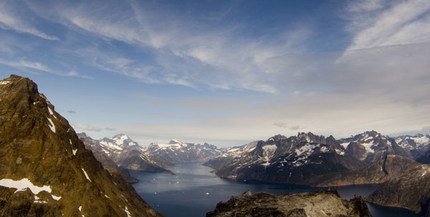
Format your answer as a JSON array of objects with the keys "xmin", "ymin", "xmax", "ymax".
[
  {"xmin": 206, "ymin": 190, "xmax": 370, "ymax": 217},
  {"xmin": 309, "ymin": 155, "xmax": 420, "ymax": 187},
  {"xmin": 0, "ymin": 74, "xmax": 162, "ymax": 217},
  {"xmin": 366, "ymin": 164, "xmax": 430, "ymax": 216}
]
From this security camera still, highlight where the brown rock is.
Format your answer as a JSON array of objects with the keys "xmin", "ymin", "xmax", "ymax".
[{"xmin": 0, "ymin": 74, "xmax": 162, "ymax": 217}]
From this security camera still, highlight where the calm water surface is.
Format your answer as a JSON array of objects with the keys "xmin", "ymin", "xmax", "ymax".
[{"xmin": 131, "ymin": 163, "xmax": 417, "ymax": 217}]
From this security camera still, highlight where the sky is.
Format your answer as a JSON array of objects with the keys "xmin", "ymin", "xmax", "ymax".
[{"xmin": 0, "ymin": 0, "xmax": 430, "ymax": 147}]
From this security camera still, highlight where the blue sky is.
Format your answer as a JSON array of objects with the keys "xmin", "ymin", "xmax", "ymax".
[{"xmin": 1, "ymin": 0, "xmax": 430, "ymax": 147}]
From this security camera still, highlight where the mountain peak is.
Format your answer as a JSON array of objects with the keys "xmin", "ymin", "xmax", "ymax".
[
  {"xmin": 0, "ymin": 75, "xmax": 161, "ymax": 216},
  {"xmin": 169, "ymin": 139, "xmax": 182, "ymax": 144}
]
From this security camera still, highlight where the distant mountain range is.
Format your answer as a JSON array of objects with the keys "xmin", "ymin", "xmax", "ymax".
[
  {"xmin": 204, "ymin": 131, "xmax": 430, "ymax": 184},
  {"xmin": 147, "ymin": 139, "xmax": 222, "ymax": 164},
  {"xmin": 78, "ymin": 133, "xmax": 222, "ymax": 175}
]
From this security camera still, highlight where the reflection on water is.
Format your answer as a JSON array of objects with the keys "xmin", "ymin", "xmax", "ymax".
[{"xmin": 131, "ymin": 162, "xmax": 418, "ymax": 217}]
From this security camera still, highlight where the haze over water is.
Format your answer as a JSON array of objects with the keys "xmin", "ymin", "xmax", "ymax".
[{"xmin": 131, "ymin": 163, "xmax": 417, "ymax": 217}]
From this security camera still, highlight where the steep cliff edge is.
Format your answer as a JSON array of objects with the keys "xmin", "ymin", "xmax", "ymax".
[
  {"xmin": 0, "ymin": 74, "xmax": 162, "ymax": 216},
  {"xmin": 207, "ymin": 190, "xmax": 370, "ymax": 217}
]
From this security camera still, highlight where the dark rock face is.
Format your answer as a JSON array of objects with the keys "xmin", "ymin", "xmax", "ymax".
[
  {"xmin": 204, "ymin": 133, "xmax": 363, "ymax": 184},
  {"xmin": 206, "ymin": 190, "xmax": 370, "ymax": 217},
  {"xmin": 0, "ymin": 75, "xmax": 162, "ymax": 216},
  {"xmin": 417, "ymin": 149, "xmax": 430, "ymax": 164},
  {"xmin": 147, "ymin": 140, "xmax": 222, "ymax": 164},
  {"xmin": 309, "ymin": 155, "xmax": 420, "ymax": 187},
  {"xmin": 366, "ymin": 164, "xmax": 430, "ymax": 216}
]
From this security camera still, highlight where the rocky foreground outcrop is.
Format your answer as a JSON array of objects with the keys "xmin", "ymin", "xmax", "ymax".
[
  {"xmin": 366, "ymin": 164, "xmax": 430, "ymax": 216},
  {"xmin": 0, "ymin": 74, "xmax": 161, "ymax": 216},
  {"xmin": 207, "ymin": 190, "xmax": 370, "ymax": 217}
]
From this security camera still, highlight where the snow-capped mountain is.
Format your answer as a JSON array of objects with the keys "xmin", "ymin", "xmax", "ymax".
[
  {"xmin": 339, "ymin": 131, "xmax": 430, "ymax": 164},
  {"xmin": 79, "ymin": 133, "xmax": 173, "ymax": 173},
  {"xmin": 99, "ymin": 134, "xmax": 142, "ymax": 155},
  {"xmin": 395, "ymin": 134, "xmax": 430, "ymax": 158},
  {"xmin": 147, "ymin": 139, "xmax": 222, "ymax": 164},
  {"xmin": 204, "ymin": 132, "xmax": 363, "ymax": 184}
]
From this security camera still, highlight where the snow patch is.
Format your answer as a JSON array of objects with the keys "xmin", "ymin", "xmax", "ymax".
[
  {"xmin": 78, "ymin": 206, "xmax": 82, "ymax": 211},
  {"xmin": 48, "ymin": 107, "xmax": 54, "ymax": 116},
  {"xmin": 335, "ymin": 149, "xmax": 345, "ymax": 155},
  {"xmin": 360, "ymin": 141, "xmax": 375, "ymax": 153},
  {"xmin": 414, "ymin": 136, "xmax": 429, "ymax": 145},
  {"xmin": 0, "ymin": 81, "xmax": 11, "ymax": 85},
  {"xmin": 100, "ymin": 140, "xmax": 123, "ymax": 151},
  {"xmin": 0, "ymin": 178, "xmax": 52, "ymax": 194},
  {"xmin": 47, "ymin": 118, "xmax": 56, "ymax": 133},
  {"xmin": 320, "ymin": 146, "xmax": 329, "ymax": 153},
  {"xmin": 295, "ymin": 143, "xmax": 314, "ymax": 156},
  {"xmin": 0, "ymin": 178, "xmax": 61, "ymax": 200},
  {"xmin": 72, "ymin": 149, "xmax": 77, "ymax": 155},
  {"xmin": 260, "ymin": 145, "xmax": 277, "ymax": 166},
  {"xmin": 227, "ymin": 148, "xmax": 240, "ymax": 153},
  {"xmin": 262, "ymin": 144, "xmax": 277, "ymax": 152},
  {"xmin": 124, "ymin": 206, "xmax": 131, "ymax": 217},
  {"xmin": 34, "ymin": 195, "xmax": 47, "ymax": 204},
  {"xmin": 340, "ymin": 142, "xmax": 350, "ymax": 148},
  {"xmin": 81, "ymin": 168, "xmax": 92, "ymax": 182}
]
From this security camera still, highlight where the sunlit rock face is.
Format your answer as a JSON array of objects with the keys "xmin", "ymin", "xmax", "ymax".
[
  {"xmin": 204, "ymin": 132, "xmax": 364, "ymax": 184},
  {"xmin": 207, "ymin": 190, "xmax": 371, "ymax": 217},
  {"xmin": 0, "ymin": 74, "xmax": 162, "ymax": 217}
]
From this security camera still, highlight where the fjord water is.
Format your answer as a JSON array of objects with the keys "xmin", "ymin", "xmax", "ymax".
[{"xmin": 131, "ymin": 163, "xmax": 417, "ymax": 217}]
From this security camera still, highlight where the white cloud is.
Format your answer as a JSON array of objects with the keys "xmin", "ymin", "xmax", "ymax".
[
  {"xmin": 0, "ymin": 2, "xmax": 58, "ymax": 41},
  {"xmin": 74, "ymin": 124, "xmax": 102, "ymax": 132},
  {"xmin": 37, "ymin": 0, "xmax": 312, "ymax": 93},
  {"xmin": 345, "ymin": 0, "xmax": 430, "ymax": 50}
]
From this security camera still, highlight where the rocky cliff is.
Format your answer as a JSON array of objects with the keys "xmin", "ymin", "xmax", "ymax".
[
  {"xmin": 0, "ymin": 74, "xmax": 162, "ymax": 216},
  {"xmin": 366, "ymin": 164, "xmax": 430, "ymax": 216},
  {"xmin": 207, "ymin": 190, "xmax": 370, "ymax": 217},
  {"xmin": 309, "ymin": 155, "xmax": 420, "ymax": 187},
  {"xmin": 204, "ymin": 133, "xmax": 363, "ymax": 184}
]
